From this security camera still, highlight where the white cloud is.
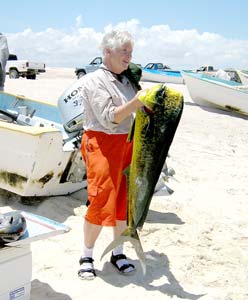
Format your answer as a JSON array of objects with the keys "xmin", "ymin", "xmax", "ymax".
[
  {"xmin": 6, "ymin": 17, "xmax": 248, "ymax": 69},
  {"xmin": 75, "ymin": 15, "xmax": 83, "ymax": 29}
]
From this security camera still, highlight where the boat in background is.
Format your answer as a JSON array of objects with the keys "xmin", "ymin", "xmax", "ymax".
[
  {"xmin": 0, "ymin": 89, "xmax": 87, "ymax": 197},
  {"xmin": 182, "ymin": 70, "xmax": 248, "ymax": 115},
  {"xmin": 237, "ymin": 70, "xmax": 248, "ymax": 85},
  {"xmin": 141, "ymin": 62, "xmax": 184, "ymax": 84},
  {"xmin": 195, "ymin": 65, "xmax": 241, "ymax": 83}
]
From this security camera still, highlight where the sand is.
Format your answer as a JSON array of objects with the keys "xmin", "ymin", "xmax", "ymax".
[{"xmin": 1, "ymin": 68, "xmax": 248, "ymax": 300}]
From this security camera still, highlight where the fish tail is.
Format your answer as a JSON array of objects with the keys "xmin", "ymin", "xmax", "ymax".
[{"xmin": 100, "ymin": 227, "xmax": 146, "ymax": 274}]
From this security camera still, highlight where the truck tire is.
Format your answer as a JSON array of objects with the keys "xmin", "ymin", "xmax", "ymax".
[
  {"xmin": 9, "ymin": 69, "xmax": 19, "ymax": 79},
  {"xmin": 26, "ymin": 74, "xmax": 36, "ymax": 80},
  {"xmin": 77, "ymin": 70, "xmax": 86, "ymax": 79}
]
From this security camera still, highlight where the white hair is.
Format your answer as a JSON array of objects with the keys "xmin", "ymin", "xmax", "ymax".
[{"xmin": 100, "ymin": 30, "xmax": 134, "ymax": 56}]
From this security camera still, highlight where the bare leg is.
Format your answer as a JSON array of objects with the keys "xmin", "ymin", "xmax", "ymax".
[
  {"xmin": 78, "ymin": 219, "xmax": 102, "ymax": 280},
  {"xmin": 84, "ymin": 219, "xmax": 102, "ymax": 248},
  {"xmin": 113, "ymin": 220, "xmax": 127, "ymax": 239}
]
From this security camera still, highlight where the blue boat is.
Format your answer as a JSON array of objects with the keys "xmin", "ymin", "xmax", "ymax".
[{"xmin": 141, "ymin": 62, "xmax": 184, "ymax": 84}]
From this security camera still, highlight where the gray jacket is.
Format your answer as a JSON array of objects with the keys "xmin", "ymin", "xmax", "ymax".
[{"xmin": 0, "ymin": 33, "xmax": 9, "ymax": 90}]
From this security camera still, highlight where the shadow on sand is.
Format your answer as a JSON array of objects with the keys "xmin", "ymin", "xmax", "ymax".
[
  {"xmin": 146, "ymin": 209, "xmax": 185, "ymax": 225},
  {"xmin": 31, "ymin": 279, "xmax": 72, "ymax": 300},
  {"xmin": 184, "ymin": 101, "xmax": 248, "ymax": 120},
  {"xmin": 0, "ymin": 188, "xmax": 87, "ymax": 223},
  {"xmin": 99, "ymin": 249, "xmax": 205, "ymax": 299}
]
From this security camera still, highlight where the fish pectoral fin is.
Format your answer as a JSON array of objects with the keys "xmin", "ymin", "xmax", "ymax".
[
  {"xmin": 123, "ymin": 165, "xmax": 130, "ymax": 178},
  {"xmin": 100, "ymin": 228, "xmax": 146, "ymax": 275},
  {"xmin": 127, "ymin": 119, "xmax": 135, "ymax": 142}
]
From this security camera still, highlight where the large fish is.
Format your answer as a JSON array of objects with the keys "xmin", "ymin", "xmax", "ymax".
[{"xmin": 101, "ymin": 84, "xmax": 184, "ymax": 273}]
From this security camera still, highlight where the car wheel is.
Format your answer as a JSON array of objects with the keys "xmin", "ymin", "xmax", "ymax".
[
  {"xmin": 77, "ymin": 71, "xmax": 86, "ymax": 79},
  {"xmin": 9, "ymin": 69, "xmax": 19, "ymax": 79},
  {"xmin": 27, "ymin": 74, "xmax": 36, "ymax": 80}
]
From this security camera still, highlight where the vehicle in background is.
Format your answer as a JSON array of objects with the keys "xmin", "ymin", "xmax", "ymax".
[
  {"xmin": 144, "ymin": 62, "xmax": 171, "ymax": 70},
  {"xmin": 75, "ymin": 57, "xmax": 143, "ymax": 79},
  {"xmin": 196, "ymin": 65, "xmax": 216, "ymax": 76},
  {"xmin": 6, "ymin": 54, "xmax": 46, "ymax": 80},
  {"xmin": 75, "ymin": 57, "xmax": 102, "ymax": 79},
  {"xmin": 196, "ymin": 65, "xmax": 215, "ymax": 72}
]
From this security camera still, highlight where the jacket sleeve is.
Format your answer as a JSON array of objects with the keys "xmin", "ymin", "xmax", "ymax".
[{"xmin": 0, "ymin": 34, "xmax": 9, "ymax": 70}]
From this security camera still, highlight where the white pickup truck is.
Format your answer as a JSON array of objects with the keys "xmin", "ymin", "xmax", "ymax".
[
  {"xmin": 196, "ymin": 65, "xmax": 216, "ymax": 75},
  {"xmin": 6, "ymin": 54, "xmax": 46, "ymax": 80}
]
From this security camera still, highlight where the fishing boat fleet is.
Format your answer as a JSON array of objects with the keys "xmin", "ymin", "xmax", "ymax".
[
  {"xmin": 140, "ymin": 61, "xmax": 248, "ymax": 116},
  {"xmin": 0, "ymin": 61, "xmax": 247, "ymax": 198}
]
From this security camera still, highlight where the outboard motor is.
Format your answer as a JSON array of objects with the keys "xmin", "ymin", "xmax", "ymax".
[
  {"xmin": 0, "ymin": 211, "xmax": 27, "ymax": 244},
  {"xmin": 57, "ymin": 78, "xmax": 85, "ymax": 140}
]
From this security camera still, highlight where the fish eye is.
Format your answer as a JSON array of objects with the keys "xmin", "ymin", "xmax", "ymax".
[{"xmin": 141, "ymin": 106, "xmax": 153, "ymax": 115}]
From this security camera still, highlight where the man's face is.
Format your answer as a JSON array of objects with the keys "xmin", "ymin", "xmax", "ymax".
[{"xmin": 109, "ymin": 42, "xmax": 133, "ymax": 73}]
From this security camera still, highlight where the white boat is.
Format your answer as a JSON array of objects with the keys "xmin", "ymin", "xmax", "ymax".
[
  {"xmin": 0, "ymin": 87, "xmax": 87, "ymax": 197},
  {"xmin": 182, "ymin": 70, "xmax": 248, "ymax": 115},
  {"xmin": 237, "ymin": 70, "xmax": 248, "ymax": 85}
]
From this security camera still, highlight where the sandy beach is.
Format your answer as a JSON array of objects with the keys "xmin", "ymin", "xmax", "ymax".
[{"xmin": 1, "ymin": 68, "xmax": 248, "ymax": 300}]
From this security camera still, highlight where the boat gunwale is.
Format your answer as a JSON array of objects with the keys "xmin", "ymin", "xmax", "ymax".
[{"xmin": 182, "ymin": 70, "xmax": 248, "ymax": 94}]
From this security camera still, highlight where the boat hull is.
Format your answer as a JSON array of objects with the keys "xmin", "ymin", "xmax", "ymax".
[
  {"xmin": 141, "ymin": 69, "xmax": 184, "ymax": 84},
  {"xmin": 182, "ymin": 71, "xmax": 248, "ymax": 115},
  {"xmin": 0, "ymin": 91, "xmax": 87, "ymax": 197}
]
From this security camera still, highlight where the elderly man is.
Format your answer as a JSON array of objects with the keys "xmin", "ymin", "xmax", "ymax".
[
  {"xmin": 0, "ymin": 33, "xmax": 9, "ymax": 91},
  {"xmin": 78, "ymin": 30, "xmax": 144, "ymax": 280}
]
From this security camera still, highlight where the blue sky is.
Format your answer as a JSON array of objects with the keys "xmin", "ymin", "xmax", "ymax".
[{"xmin": 1, "ymin": 0, "xmax": 248, "ymax": 68}]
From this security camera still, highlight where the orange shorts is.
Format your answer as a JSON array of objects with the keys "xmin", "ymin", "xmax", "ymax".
[{"xmin": 81, "ymin": 130, "xmax": 133, "ymax": 226}]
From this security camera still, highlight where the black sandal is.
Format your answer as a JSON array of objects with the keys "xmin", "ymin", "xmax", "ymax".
[
  {"xmin": 110, "ymin": 253, "xmax": 136, "ymax": 275},
  {"xmin": 78, "ymin": 257, "xmax": 96, "ymax": 280}
]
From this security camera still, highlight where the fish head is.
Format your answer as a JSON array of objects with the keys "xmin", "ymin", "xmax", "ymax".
[{"xmin": 138, "ymin": 84, "xmax": 166, "ymax": 111}]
